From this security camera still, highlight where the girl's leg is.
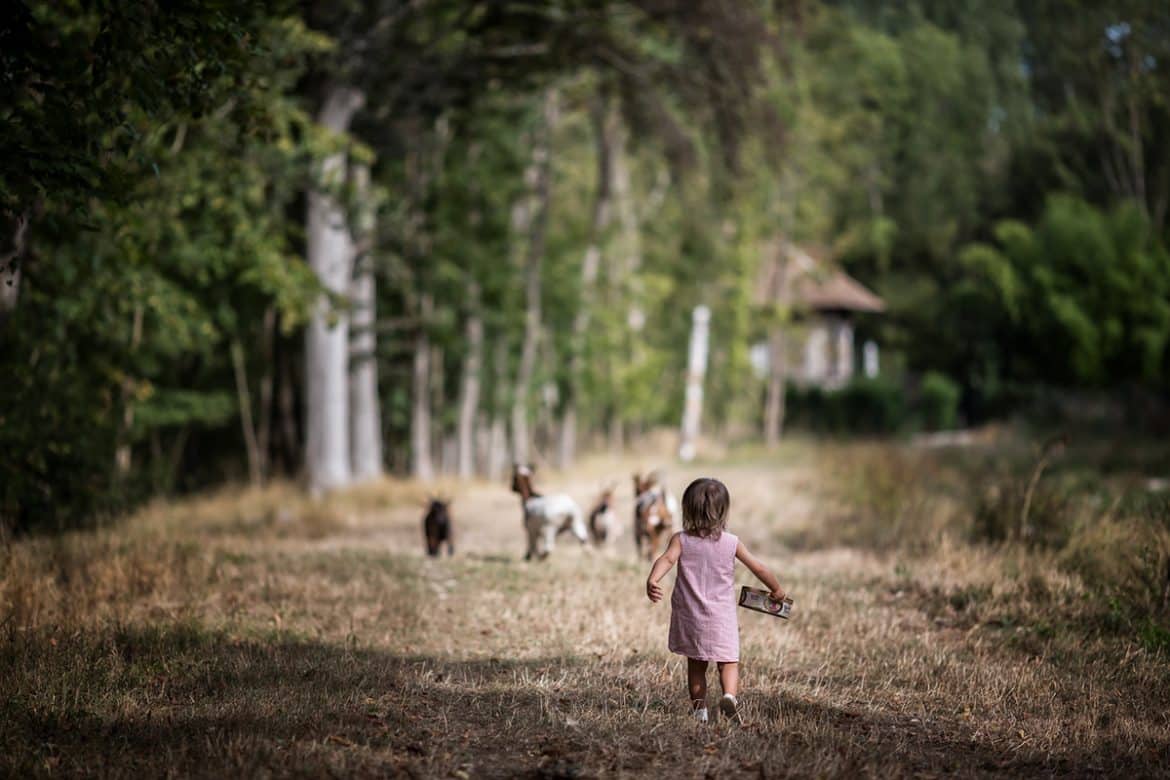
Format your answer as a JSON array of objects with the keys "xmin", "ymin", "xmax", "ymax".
[
  {"xmin": 717, "ymin": 662, "xmax": 739, "ymax": 698},
  {"xmin": 687, "ymin": 658, "xmax": 709, "ymax": 709}
]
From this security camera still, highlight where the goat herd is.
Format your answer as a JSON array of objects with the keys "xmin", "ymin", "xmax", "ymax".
[{"xmin": 422, "ymin": 464, "xmax": 680, "ymax": 562}]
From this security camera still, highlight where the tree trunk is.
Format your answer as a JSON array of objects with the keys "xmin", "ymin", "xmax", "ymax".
[
  {"xmin": 764, "ymin": 241, "xmax": 792, "ymax": 448},
  {"xmin": 115, "ymin": 303, "xmax": 144, "ymax": 475},
  {"xmin": 278, "ymin": 334, "xmax": 300, "ymax": 475},
  {"xmin": 512, "ymin": 88, "xmax": 559, "ymax": 465},
  {"xmin": 678, "ymin": 304, "xmax": 711, "ymax": 462},
  {"xmin": 457, "ymin": 280, "xmax": 483, "ymax": 479},
  {"xmin": 411, "ymin": 292, "xmax": 435, "ymax": 481},
  {"xmin": 305, "ymin": 85, "xmax": 365, "ymax": 495},
  {"xmin": 559, "ymin": 93, "xmax": 614, "ymax": 469},
  {"xmin": 487, "ymin": 338, "xmax": 510, "ymax": 481},
  {"xmin": 609, "ymin": 111, "xmax": 643, "ymax": 438},
  {"xmin": 256, "ymin": 307, "xmax": 276, "ymax": 483},
  {"xmin": 230, "ymin": 338, "xmax": 263, "ymax": 486},
  {"xmin": 0, "ymin": 210, "xmax": 30, "ymax": 325},
  {"xmin": 763, "ymin": 326, "xmax": 788, "ymax": 448},
  {"xmin": 349, "ymin": 163, "xmax": 383, "ymax": 482}
]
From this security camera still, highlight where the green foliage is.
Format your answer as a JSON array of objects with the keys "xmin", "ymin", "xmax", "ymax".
[
  {"xmin": 6, "ymin": 0, "xmax": 1170, "ymax": 534},
  {"xmin": 958, "ymin": 196, "xmax": 1170, "ymax": 391},
  {"xmin": 786, "ymin": 378, "xmax": 907, "ymax": 436},
  {"xmin": 0, "ymin": 12, "xmax": 329, "ymax": 532},
  {"xmin": 0, "ymin": 2, "xmax": 274, "ymax": 219},
  {"xmin": 918, "ymin": 371, "xmax": 961, "ymax": 431}
]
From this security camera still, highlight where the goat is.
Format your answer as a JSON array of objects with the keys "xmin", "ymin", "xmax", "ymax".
[
  {"xmin": 588, "ymin": 485, "xmax": 618, "ymax": 546},
  {"xmin": 511, "ymin": 464, "xmax": 588, "ymax": 560},
  {"xmin": 633, "ymin": 472, "xmax": 674, "ymax": 561},
  {"xmin": 423, "ymin": 498, "xmax": 454, "ymax": 557}
]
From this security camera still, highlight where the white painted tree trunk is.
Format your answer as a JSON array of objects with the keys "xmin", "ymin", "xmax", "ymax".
[
  {"xmin": 411, "ymin": 292, "xmax": 435, "ymax": 481},
  {"xmin": 305, "ymin": 85, "xmax": 364, "ymax": 495},
  {"xmin": 456, "ymin": 280, "xmax": 483, "ymax": 479},
  {"xmin": 348, "ymin": 163, "xmax": 382, "ymax": 482},
  {"xmin": 678, "ymin": 305, "xmax": 711, "ymax": 462},
  {"xmin": 512, "ymin": 89, "xmax": 559, "ymax": 465},
  {"xmin": 559, "ymin": 94, "xmax": 614, "ymax": 469}
]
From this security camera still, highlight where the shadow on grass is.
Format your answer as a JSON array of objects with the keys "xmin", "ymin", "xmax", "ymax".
[{"xmin": 3, "ymin": 623, "xmax": 1166, "ymax": 778}]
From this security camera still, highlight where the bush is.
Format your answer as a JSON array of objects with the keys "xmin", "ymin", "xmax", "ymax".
[
  {"xmin": 785, "ymin": 377, "xmax": 907, "ymax": 435},
  {"xmin": 919, "ymin": 371, "xmax": 961, "ymax": 431}
]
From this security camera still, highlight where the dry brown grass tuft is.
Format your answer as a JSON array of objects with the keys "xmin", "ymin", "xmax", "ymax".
[{"xmin": 2, "ymin": 446, "xmax": 1168, "ymax": 777}]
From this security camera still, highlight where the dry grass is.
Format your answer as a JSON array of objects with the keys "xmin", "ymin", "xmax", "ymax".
[{"xmin": 3, "ymin": 445, "xmax": 1169, "ymax": 778}]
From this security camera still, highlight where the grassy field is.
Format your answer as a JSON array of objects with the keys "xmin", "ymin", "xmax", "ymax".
[{"xmin": 3, "ymin": 440, "xmax": 1169, "ymax": 778}]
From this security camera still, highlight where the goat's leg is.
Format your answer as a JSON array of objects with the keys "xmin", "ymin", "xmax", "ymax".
[
  {"xmin": 570, "ymin": 510, "xmax": 589, "ymax": 545},
  {"xmin": 543, "ymin": 522, "xmax": 557, "ymax": 558}
]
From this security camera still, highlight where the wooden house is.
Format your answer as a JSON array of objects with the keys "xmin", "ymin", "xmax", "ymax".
[{"xmin": 752, "ymin": 240, "xmax": 885, "ymax": 390}]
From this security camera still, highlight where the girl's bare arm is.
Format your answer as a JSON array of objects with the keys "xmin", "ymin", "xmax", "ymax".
[
  {"xmin": 735, "ymin": 540, "xmax": 785, "ymax": 601},
  {"xmin": 645, "ymin": 533, "xmax": 683, "ymax": 602}
]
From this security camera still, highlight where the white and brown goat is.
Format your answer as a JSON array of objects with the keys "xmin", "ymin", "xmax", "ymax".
[{"xmin": 511, "ymin": 464, "xmax": 588, "ymax": 560}]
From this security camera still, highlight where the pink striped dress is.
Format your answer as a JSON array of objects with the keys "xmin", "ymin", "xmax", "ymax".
[{"xmin": 668, "ymin": 530, "xmax": 739, "ymax": 662}]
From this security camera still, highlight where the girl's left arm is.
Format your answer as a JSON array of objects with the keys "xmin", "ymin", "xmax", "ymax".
[{"xmin": 645, "ymin": 533, "xmax": 682, "ymax": 603}]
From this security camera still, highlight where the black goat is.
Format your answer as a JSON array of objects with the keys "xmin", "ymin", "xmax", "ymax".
[{"xmin": 423, "ymin": 499, "xmax": 454, "ymax": 557}]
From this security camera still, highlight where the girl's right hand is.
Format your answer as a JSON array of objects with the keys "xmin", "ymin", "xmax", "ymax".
[
  {"xmin": 770, "ymin": 588, "xmax": 787, "ymax": 603},
  {"xmin": 646, "ymin": 580, "xmax": 664, "ymax": 603}
]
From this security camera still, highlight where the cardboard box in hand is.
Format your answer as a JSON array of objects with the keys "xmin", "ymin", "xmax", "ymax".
[{"xmin": 738, "ymin": 586, "xmax": 793, "ymax": 619}]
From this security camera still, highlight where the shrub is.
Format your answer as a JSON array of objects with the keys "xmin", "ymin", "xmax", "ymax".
[
  {"xmin": 785, "ymin": 378, "xmax": 907, "ymax": 435},
  {"xmin": 918, "ymin": 371, "xmax": 961, "ymax": 431},
  {"xmin": 838, "ymin": 378, "xmax": 906, "ymax": 434}
]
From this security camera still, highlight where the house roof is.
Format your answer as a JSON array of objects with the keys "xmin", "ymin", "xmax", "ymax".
[{"xmin": 755, "ymin": 240, "xmax": 885, "ymax": 313}]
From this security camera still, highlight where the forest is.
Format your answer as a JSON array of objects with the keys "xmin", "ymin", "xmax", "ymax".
[
  {"xmin": 2, "ymin": 1, "xmax": 1170, "ymax": 777},
  {"xmin": 3, "ymin": 0, "xmax": 1169, "ymax": 528}
]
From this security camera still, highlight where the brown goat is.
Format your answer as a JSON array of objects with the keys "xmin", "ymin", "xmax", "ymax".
[{"xmin": 632, "ymin": 472, "xmax": 672, "ymax": 560}]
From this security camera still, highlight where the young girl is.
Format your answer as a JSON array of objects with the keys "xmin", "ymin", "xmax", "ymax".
[{"xmin": 645, "ymin": 477, "xmax": 786, "ymax": 723}]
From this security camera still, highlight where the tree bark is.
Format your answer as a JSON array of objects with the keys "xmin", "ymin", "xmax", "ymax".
[
  {"xmin": 411, "ymin": 292, "xmax": 435, "ymax": 481},
  {"xmin": 512, "ymin": 89, "xmax": 559, "ymax": 465},
  {"xmin": 305, "ymin": 85, "xmax": 365, "ymax": 495},
  {"xmin": 559, "ymin": 93, "xmax": 614, "ymax": 469},
  {"xmin": 457, "ymin": 279, "xmax": 483, "ymax": 479},
  {"xmin": 348, "ymin": 163, "xmax": 383, "ymax": 482}
]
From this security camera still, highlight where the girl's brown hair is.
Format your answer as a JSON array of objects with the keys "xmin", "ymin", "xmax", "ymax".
[{"xmin": 681, "ymin": 478, "xmax": 729, "ymax": 539}]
